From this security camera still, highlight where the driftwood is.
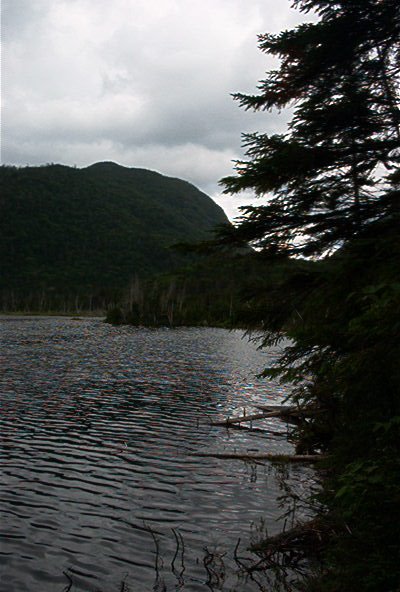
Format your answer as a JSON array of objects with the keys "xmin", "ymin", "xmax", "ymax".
[{"xmin": 189, "ymin": 452, "xmax": 324, "ymax": 463}]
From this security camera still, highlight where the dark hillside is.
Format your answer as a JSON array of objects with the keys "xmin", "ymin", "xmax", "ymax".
[{"xmin": 0, "ymin": 162, "xmax": 228, "ymax": 311}]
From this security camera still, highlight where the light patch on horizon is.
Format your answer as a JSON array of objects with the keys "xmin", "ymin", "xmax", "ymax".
[{"xmin": 1, "ymin": 0, "xmax": 312, "ymax": 218}]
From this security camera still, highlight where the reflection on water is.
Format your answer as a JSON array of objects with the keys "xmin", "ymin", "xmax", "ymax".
[{"xmin": 0, "ymin": 317, "xmax": 299, "ymax": 591}]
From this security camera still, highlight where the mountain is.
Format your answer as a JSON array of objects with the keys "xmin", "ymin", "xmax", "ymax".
[{"xmin": 0, "ymin": 162, "xmax": 228, "ymax": 311}]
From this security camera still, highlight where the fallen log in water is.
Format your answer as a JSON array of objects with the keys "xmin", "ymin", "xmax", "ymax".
[
  {"xmin": 226, "ymin": 423, "xmax": 287, "ymax": 436},
  {"xmin": 189, "ymin": 452, "xmax": 324, "ymax": 463},
  {"xmin": 211, "ymin": 408, "xmax": 303, "ymax": 427},
  {"xmin": 256, "ymin": 404, "xmax": 322, "ymax": 417},
  {"xmin": 212, "ymin": 405, "xmax": 322, "ymax": 427},
  {"xmin": 211, "ymin": 411, "xmax": 272, "ymax": 426},
  {"xmin": 254, "ymin": 404, "xmax": 294, "ymax": 412}
]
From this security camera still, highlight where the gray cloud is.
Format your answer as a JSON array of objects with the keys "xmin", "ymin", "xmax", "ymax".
[{"xmin": 1, "ymin": 0, "xmax": 309, "ymax": 218}]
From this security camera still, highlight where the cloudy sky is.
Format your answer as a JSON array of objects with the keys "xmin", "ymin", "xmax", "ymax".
[{"xmin": 2, "ymin": 0, "xmax": 310, "ymax": 218}]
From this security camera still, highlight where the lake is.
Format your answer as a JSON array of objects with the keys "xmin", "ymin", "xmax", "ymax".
[{"xmin": 0, "ymin": 317, "xmax": 309, "ymax": 591}]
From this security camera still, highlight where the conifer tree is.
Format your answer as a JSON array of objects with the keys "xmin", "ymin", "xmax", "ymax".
[
  {"xmin": 220, "ymin": 2, "xmax": 400, "ymax": 590},
  {"xmin": 221, "ymin": 0, "xmax": 400, "ymax": 256}
]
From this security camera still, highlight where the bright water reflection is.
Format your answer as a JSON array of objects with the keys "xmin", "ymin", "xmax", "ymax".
[{"xmin": 0, "ymin": 317, "xmax": 297, "ymax": 591}]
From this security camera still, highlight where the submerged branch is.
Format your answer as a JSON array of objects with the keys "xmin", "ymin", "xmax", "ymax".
[
  {"xmin": 189, "ymin": 452, "xmax": 325, "ymax": 463},
  {"xmin": 249, "ymin": 518, "xmax": 333, "ymax": 560}
]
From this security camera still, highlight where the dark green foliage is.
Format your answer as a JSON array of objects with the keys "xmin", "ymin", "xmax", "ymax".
[
  {"xmin": 218, "ymin": 1, "xmax": 400, "ymax": 590},
  {"xmin": 0, "ymin": 162, "xmax": 228, "ymax": 312},
  {"xmin": 106, "ymin": 252, "xmax": 303, "ymax": 328}
]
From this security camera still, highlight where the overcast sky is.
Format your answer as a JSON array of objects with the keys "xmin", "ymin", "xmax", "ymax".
[{"xmin": 1, "ymin": 0, "xmax": 310, "ymax": 218}]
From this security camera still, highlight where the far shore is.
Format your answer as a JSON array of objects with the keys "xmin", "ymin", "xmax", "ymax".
[{"xmin": 0, "ymin": 311, "xmax": 106, "ymax": 319}]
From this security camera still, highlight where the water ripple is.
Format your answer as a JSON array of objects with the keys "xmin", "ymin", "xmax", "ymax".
[{"xmin": 0, "ymin": 317, "xmax": 303, "ymax": 591}]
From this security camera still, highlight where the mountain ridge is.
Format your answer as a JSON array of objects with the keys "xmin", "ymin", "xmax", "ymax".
[{"xmin": 0, "ymin": 162, "xmax": 228, "ymax": 311}]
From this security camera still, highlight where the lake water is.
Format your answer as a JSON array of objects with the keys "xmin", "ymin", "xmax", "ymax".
[{"xmin": 0, "ymin": 317, "xmax": 309, "ymax": 592}]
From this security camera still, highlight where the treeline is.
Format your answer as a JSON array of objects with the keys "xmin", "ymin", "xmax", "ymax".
[
  {"xmin": 0, "ymin": 287, "xmax": 122, "ymax": 315},
  {"xmin": 106, "ymin": 252, "xmax": 307, "ymax": 327}
]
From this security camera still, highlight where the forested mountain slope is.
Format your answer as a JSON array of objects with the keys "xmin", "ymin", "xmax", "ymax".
[{"xmin": 0, "ymin": 162, "xmax": 228, "ymax": 311}]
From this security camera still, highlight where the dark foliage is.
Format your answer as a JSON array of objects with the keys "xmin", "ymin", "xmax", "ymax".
[
  {"xmin": 218, "ymin": 1, "xmax": 400, "ymax": 590},
  {"xmin": 106, "ymin": 251, "xmax": 306, "ymax": 328}
]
